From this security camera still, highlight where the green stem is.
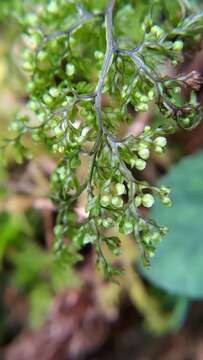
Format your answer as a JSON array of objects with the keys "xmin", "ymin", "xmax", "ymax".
[{"xmin": 88, "ymin": 0, "xmax": 116, "ymax": 194}]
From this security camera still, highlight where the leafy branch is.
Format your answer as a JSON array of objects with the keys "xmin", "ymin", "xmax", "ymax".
[{"xmin": 6, "ymin": 0, "xmax": 203, "ymax": 278}]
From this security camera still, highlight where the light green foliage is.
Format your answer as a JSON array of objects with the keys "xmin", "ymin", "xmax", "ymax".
[
  {"xmin": 0, "ymin": 208, "xmax": 79, "ymax": 328},
  {"xmin": 141, "ymin": 151, "xmax": 203, "ymax": 299},
  {"xmin": 0, "ymin": 212, "xmax": 27, "ymax": 265},
  {"xmin": 12, "ymin": 240, "xmax": 79, "ymax": 327},
  {"xmin": 29, "ymin": 284, "xmax": 53, "ymax": 328},
  {"xmin": 4, "ymin": 0, "xmax": 203, "ymax": 277}
]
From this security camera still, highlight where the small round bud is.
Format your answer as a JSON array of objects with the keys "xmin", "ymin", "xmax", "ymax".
[
  {"xmin": 58, "ymin": 146, "xmax": 64, "ymax": 153},
  {"xmin": 174, "ymin": 86, "xmax": 181, "ymax": 94},
  {"xmin": 27, "ymin": 81, "xmax": 35, "ymax": 92},
  {"xmin": 111, "ymin": 196, "xmax": 124, "ymax": 209},
  {"xmin": 151, "ymin": 232, "xmax": 161, "ymax": 244},
  {"xmin": 102, "ymin": 218, "xmax": 114, "ymax": 229},
  {"xmin": 135, "ymin": 196, "xmax": 142, "ymax": 207},
  {"xmin": 142, "ymin": 193, "xmax": 155, "ymax": 208},
  {"xmin": 69, "ymin": 37, "xmax": 76, "ymax": 46},
  {"xmin": 148, "ymin": 89, "xmax": 154, "ymax": 100},
  {"xmin": 47, "ymin": 1, "xmax": 58, "ymax": 14},
  {"xmin": 151, "ymin": 25, "xmax": 163, "ymax": 38},
  {"xmin": 181, "ymin": 117, "xmax": 190, "ymax": 127},
  {"xmin": 66, "ymin": 63, "xmax": 75, "ymax": 77},
  {"xmin": 162, "ymin": 196, "xmax": 172, "ymax": 207},
  {"xmin": 134, "ymin": 91, "xmax": 142, "ymax": 99},
  {"xmin": 52, "ymin": 144, "xmax": 58, "ymax": 153},
  {"xmin": 37, "ymin": 50, "xmax": 48, "ymax": 62},
  {"xmin": 173, "ymin": 40, "xmax": 184, "ymax": 51},
  {"xmin": 43, "ymin": 94, "xmax": 53, "ymax": 106},
  {"xmin": 22, "ymin": 61, "xmax": 34, "ymax": 72},
  {"xmin": 144, "ymin": 126, "xmax": 151, "ymax": 133},
  {"xmin": 50, "ymin": 39, "xmax": 59, "ymax": 51},
  {"xmin": 23, "ymin": 49, "xmax": 33, "ymax": 61},
  {"xmin": 140, "ymin": 95, "xmax": 149, "ymax": 103},
  {"xmin": 69, "ymin": 141, "xmax": 78, "ymax": 149},
  {"xmin": 49, "ymin": 87, "xmax": 60, "ymax": 98},
  {"xmin": 149, "ymin": 249, "xmax": 155, "ymax": 258},
  {"xmin": 100, "ymin": 195, "xmax": 111, "ymax": 207},
  {"xmin": 94, "ymin": 51, "xmax": 104, "ymax": 60},
  {"xmin": 28, "ymin": 100, "xmax": 39, "ymax": 112},
  {"xmin": 26, "ymin": 13, "xmax": 38, "ymax": 26},
  {"xmin": 160, "ymin": 226, "xmax": 168, "ymax": 235},
  {"xmin": 138, "ymin": 148, "xmax": 150, "ymax": 160},
  {"xmin": 9, "ymin": 122, "xmax": 19, "ymax": 132},
  {"xmin": 137, "ymin": 103, "xmax": 148, "ymax": 112},
  {"xmin": 135, "ymin": 159, "xmax": 146, "ymax": 171},
  {"xmin": 37, "ymin": 112, "xmax": 46, "ymax": 123},
  {"xmin": 87, "ymin": 114, "xmax": 95, "ymax": 121},
  {"xmin": 154, "ymin": 146, "xmax": 164, "ymax": 155},
  {"xmin": 143, "ymin": 16, "xmax": 152, "ymax": 29},
  {"xmin": 154, "ymin": 136, "xmax": 167, "ymax": 147},
  {"xmin": 172, "ymin": 60, "xmax": 178, "ymax": 66},
  {"xmin": 138, "ymin": 141, "xmax": 149, "ymax": 149},
  {"xmin": 129, "ymin": 158, "xmax": 136, "ymax": 168},
  {"xmin": 123, "ymin": 222, "xmax": 134, "ymax": 235},
  {"xmin": 32, "ymin": 133, "xmax": 40, "ymax": 142},
  {"xmin": 29, "ymin": 32, "xmax": 42, "ymax": 47},
  {"xmin": 160, "ymin": 186, "xmax": 170, "ymax": 195},
  {"xmin": 115, "ymin": 183, "xmax": 125, "ymax": 195},
  {"xmin": 143, "ymin": 234, "xmax": 151, "ymax": 244},
  {"xmin": 55, "ymin": 127, "xmax": 64, "ymax": 137}
]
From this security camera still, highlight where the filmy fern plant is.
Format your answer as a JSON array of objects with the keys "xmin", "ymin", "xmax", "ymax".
[{"xmin": 5, "ymin": 0, "xmax": 203, "ymax": 277}]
